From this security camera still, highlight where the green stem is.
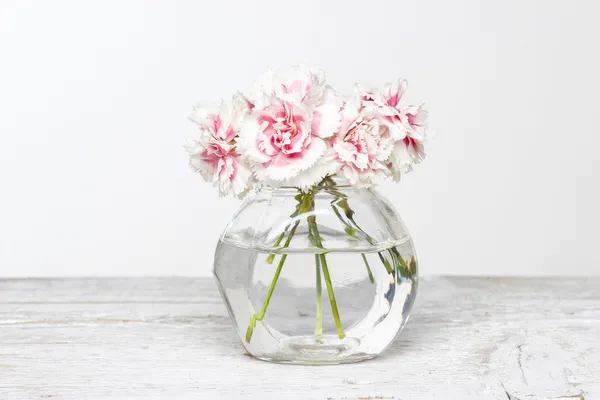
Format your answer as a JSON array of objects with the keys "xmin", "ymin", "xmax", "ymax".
[
  {"xmin": 266, "ymin": 209, "xmax": 299, "ymax": 264},
  {"xmin": 391, "ymin": 246, "xmax": 415, "ymax": 282},
  {"xmin": 378, "ymin": 251, "xmax": 395, "ymax": 274},
  {"xmin": 333, "ymin": 194, "xmax": 400, "ymax": 279},
  {"xmin": 315, "ymin": 255, "xmax": 323, "ymax": 336},
  {"xmin": 361, "ymin": 254, "xmax": 375, "ymax": 284},
  {"xmin": 246, "ymin": 220, "xmax": 300, "ymax": 343},
  {"xmin": 319, "ymin": 253, "xmax": 345, "ymax": 339},
  {"xmin": 330, "ymin": 200, "xmax": 374, "ymax": 283},
  {"xmin": 309, "ymin": 218, "xmax": 346, "ymax": 339}
]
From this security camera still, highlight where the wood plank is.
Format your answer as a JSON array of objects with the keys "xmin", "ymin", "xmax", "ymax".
[{"xmin": 0, "ymin": 277, "xmax": 598, "ymax": 399}]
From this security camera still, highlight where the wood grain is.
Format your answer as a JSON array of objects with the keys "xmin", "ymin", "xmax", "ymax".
[{"xmin": 0, "ymin": 277, "xmax": 598, "ymax": 400}]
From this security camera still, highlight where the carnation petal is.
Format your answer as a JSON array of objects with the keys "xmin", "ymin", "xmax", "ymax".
[
  {"xmin": 383, "ymin": 79, "xmax": 408, "ymax": 108},
  {"xmin": 261, "ymin": 137, "xmax": 327, "ymax": 181},
  {"xmin": 189, "ymin": 102, "xmax": 220, "ymax": 127},
  {"xmin": 312, "ymin": 87, "xmax": 343, "ymax": 139},
  {"xmin": 285, "ymin": 149, "xmax": 340, "ymax": 191}
]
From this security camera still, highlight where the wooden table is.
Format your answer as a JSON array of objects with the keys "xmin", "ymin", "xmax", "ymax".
[{"xmin": 1, "ymin": 277, "xmax": 598, "ymax": 399}]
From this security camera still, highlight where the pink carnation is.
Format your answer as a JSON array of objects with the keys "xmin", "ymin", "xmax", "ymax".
[
  {"xmin": 240, "ymin": 67, "xmax": 342, "ymax": 189},
  {"xmin": 186, "ymin": 94, "xmax": 253, "ymax": 197},
  {"xmin": 386, "ymin": 102, "xmax": 428, "ymax": 180},
  {"xmin": 186, "ymin": 67, "xmax": 431, "ymax": 195},
  {"xmin": 358, "ymin": 80, "xmax": 429, "ymax": 181},
  {"xmin": 331, "ymin": 97, "xmax": 393, "ymax": 186}
]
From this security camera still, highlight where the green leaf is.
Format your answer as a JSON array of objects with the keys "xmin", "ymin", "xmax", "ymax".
[
  {"xmin": 409, "ymin": 257, "xmax": 417, "ymax": 276},
  {"xmin": 344, "ymin": 226, "xmax": 357, "ymax": 239},
  {"xmin": 378, "ymin": 252, "xmax": 394, "ymax": 274}
]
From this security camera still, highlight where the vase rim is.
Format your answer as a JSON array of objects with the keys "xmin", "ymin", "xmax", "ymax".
[{"xmin": 256, "ymin": 184, "xmax": 375, "ymax": 193}]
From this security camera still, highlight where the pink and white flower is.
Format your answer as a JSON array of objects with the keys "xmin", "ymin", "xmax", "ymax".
[
  {"xmin": 239, "ymin": 97, "xmax": 333, "ymax": 189},
  {"xmin": 186, "ymin": 94, "xmax": 254, "ymax": 197},
  {"xmin": 357, "ymin": 79, "xmax": 409, "ymax": 140},
  {"xmin": 331, "ymin": 96, "xmax": 394, "ymax": 187},
  {"xmin": 387, "ymin": 103, "xmax": 429, "ymax": 180},
  {"xmin": 240, "ymin": 66, "xmax": 342, "ymax": 190},
  {"xmin": 356, "ymin": 80, "xmax": 429, "ymax": 181},
  {"xmin": 251, "ymin": 66, "xmax": 342, "ymax": 140},
  {"xmin": 186, "ymin": 67, "xmax": 431, "ymax": 196}
]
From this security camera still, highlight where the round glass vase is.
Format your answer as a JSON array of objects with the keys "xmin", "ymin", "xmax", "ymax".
[{"xmin": 214, "ymin": 183, "xmax": 418, "ymax": 365}]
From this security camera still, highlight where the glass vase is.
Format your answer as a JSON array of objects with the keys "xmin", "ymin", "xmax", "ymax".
[{"xmin": 213, "ymin": 181, "xmax": 418, "ymax": 365}]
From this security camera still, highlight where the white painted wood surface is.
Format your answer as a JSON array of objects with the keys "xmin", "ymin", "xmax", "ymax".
[{"xmin": 0, "ymin": 277, "xmax": 598, "ymax": 400}]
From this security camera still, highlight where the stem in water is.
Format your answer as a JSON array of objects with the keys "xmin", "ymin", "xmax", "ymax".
[
  {"xmin": 315, "ymin": 255, "xmax": 323, "ymax": 336},
  {"xmin": 309, "ymin": 217, "xmax": 346, "ymax": 339},
  {"xmin": 246, "ymin": 220, "xmax": 300, "ymax": 343}
]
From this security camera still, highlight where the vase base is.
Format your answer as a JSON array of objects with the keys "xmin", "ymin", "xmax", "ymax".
[{"xmin": 248, "ymin": 335, "xmax": 378, "ymax": 365}]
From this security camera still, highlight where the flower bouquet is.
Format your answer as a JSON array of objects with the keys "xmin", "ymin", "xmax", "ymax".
[{"xmin": 186, "ymin": 66, "xmax": 428, "ymax": 364}]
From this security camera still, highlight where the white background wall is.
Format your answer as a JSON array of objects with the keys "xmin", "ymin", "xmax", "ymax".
[{"xmin": 1, "ymin": 0, "xmax": 599, "ymax": 277}]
